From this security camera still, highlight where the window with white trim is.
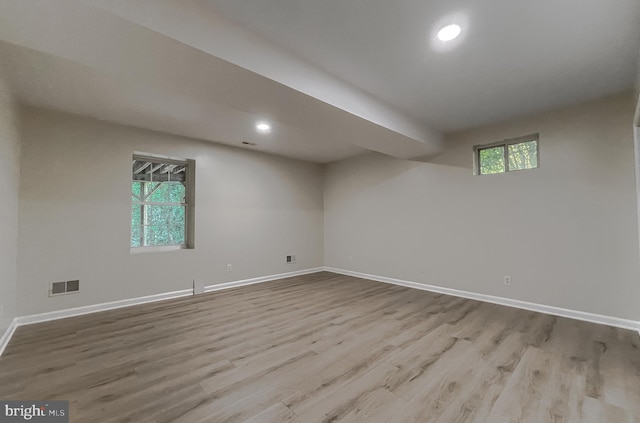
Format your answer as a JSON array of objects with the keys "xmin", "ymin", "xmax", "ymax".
[
  {"xmin": 474, "ymin": 134, "xmax": 539, "ymax": 175},
  {"xmin": 131, "ymin": 155, "xmax": 194, "ymax": 250}
]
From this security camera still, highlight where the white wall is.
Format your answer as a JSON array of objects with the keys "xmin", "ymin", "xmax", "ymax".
[
  {"xmin": 17, "ymin": 108, "xmax": 324, "ymax": 316},
  {"xmin": 634, "ymin": 57, "xmax": 640, "ymax": 321},
  {"xmin": 324, "ymin": 91, "xmax": 640, "ymax": 320},
  {"xmin": 0, "ymin": 71, "xmax": 20, "ymax": 333}
]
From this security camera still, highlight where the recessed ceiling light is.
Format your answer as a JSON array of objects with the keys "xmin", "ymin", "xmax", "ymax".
[
  {"xmin": 437, "ymin": 24, "xmax": 461, "ymax": 42},
  {"xmin": 255, "ymin": 121, "xmax": 271, "ymax": 134}
]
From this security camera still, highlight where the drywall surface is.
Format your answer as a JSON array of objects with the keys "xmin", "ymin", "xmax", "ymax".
[
  {"xmin": 17, "ymin": 108, "xmax": 324, "ymax": 315},
  {"xmin": 0, "ymin": 72, "xmax": 20, "ymax": 333},
  {"xmin": 325, "ymin": 92, "xmax": 640, "ymax": 320},
  {"xmin": 635, "ymin": 90, "xmax": 640, "ymax": 323}
]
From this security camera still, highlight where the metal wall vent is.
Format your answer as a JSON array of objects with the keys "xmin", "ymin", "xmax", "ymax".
[{"xmin": 50, "ymin": 280, "xmax": 80, "ymax": 296}]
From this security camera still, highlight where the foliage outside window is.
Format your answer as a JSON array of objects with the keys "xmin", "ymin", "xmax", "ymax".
[
  {"xmin": 474, "ymin": 134, "xmax": 539, "ymax": 175},
  {"xmin": 131, "ymin": 155, "xmax": 194, "ymax": 249}
]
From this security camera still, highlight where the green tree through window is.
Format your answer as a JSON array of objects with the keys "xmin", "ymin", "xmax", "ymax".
[
  {"xmin": 508, "ymin": 140, "xmax": 537, "ymax": 171},
  {"xmin": 131, "ymin": 156, "xmax": 192, "ymax": 248},
  {"xmin": 479, "ymin": 146, "xmax": 505, "ymax": 174},
  {"xmin": 476, "ymin": 135, "xmax": 538, "ymax": 175}
]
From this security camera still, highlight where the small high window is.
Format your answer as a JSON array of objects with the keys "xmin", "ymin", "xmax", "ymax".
[
  {"xmin": 474, "ymin": 134, "xmax": 539, "ymax": 175},
  {"xmin": 131, "ymin": 154, "xmax": 195, "ymax": 250}
]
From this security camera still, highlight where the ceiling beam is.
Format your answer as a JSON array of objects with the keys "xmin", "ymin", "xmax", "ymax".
[{"xmin": 81, "ymin": 0, "xmax": 443, "ymax": 154}]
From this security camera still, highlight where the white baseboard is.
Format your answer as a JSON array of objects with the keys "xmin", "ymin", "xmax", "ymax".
[
  {"xmin": 15, "ymin": 289, "xmax": 194, "ymax": 327},
  {"xmin": 0, "ymin": 318, "xmax": 18, "ymax": 358},
  {"xmin": 204, "ymin": 267, "xmax": 324, "ymax": 293},
  {"xmin": 0, "ymin": 267, "xmax": 325, "ymax": 358},
  {"xmin": 3, "ymin": 266, "xmax": 637, "ymax": 360},
  {"xmin": 324, "ymin": 267, "xmax": 640, "ymax": 333}
]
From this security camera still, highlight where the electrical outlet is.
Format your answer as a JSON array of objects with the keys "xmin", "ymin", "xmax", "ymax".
[
  {"xmin": 227, "ymin": 264, "xmax": 232, "ymax": 272},
  {"xmin": 504, "ymin": 275, "xmax": 512, "ymax": 286}
]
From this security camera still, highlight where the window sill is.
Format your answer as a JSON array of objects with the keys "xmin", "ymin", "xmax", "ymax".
[{"xmin": 130, "ymin": 245, "xmax": 190, "ymax": 254}]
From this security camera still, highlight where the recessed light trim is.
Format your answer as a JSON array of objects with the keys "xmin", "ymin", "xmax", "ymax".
[
  {"xmin": 255, "ymin": 121, "xmax": 271, "ymax": 134},
  {"xmin": 437, "ymin": 24, "xmax": 461, "ymax": 41}
]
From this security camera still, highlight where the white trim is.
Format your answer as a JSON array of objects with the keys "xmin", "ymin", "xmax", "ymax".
[
  {"xmin": 130, "ymin": 245, "xmax": 187, "ymax": 254},
  {"xmin": 2, "ymin": 266, "xmax": 636, "ymax": 360},
  {"xmin": 324, "ymin": 267, "xmax": 640, "ymax": 333},
  {"xmin": 0, "ymin": 267, "xmax": 325, "ymax": 358},
  {"xmin": 0, "ymin": 318, "xmax": 18, "ymax": 358},
  {"xmin": 14, "ymin": 289, "xmax": 193, "ymax": 327},
  {"xmin": 204, "ymin": 267, "xmax": 324, "ymax": 293}
]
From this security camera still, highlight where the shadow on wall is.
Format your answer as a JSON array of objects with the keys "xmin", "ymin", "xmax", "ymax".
[
  {"xmin": 323, "ymin": 151, "xmax": 470, "ymax": 207},
  {"xmin": 410, "ymin": 151, "xmax": 467, "ymax": 167}
]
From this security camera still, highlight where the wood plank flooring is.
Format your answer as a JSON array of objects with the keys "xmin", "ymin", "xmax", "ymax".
[{"xmin": 1, "ymin": 272, "xmax": 639, "ymax": 422}]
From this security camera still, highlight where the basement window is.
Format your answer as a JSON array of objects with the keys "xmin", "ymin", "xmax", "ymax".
[
  {"xmin": 474, "ymin": 134, "xmax": 539, "ymax": 175},
  {"xmin": 131, "ymin": 154, "xmax": 195, "ymax": 251}
]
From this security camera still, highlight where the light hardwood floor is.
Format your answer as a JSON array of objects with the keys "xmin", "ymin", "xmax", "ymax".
[{"xmin": 1, "ymin": 272, "xmax": 639, "ymax": 422}]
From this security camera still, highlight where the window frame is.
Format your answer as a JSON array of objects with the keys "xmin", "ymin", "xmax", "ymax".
[
  {"xmin": 473, "ymin": 133, "xmax": 539, "ymax": 175},
  {"xmin": 130, "ymin": 153, "xmax": 195, "ymax": 252}
]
